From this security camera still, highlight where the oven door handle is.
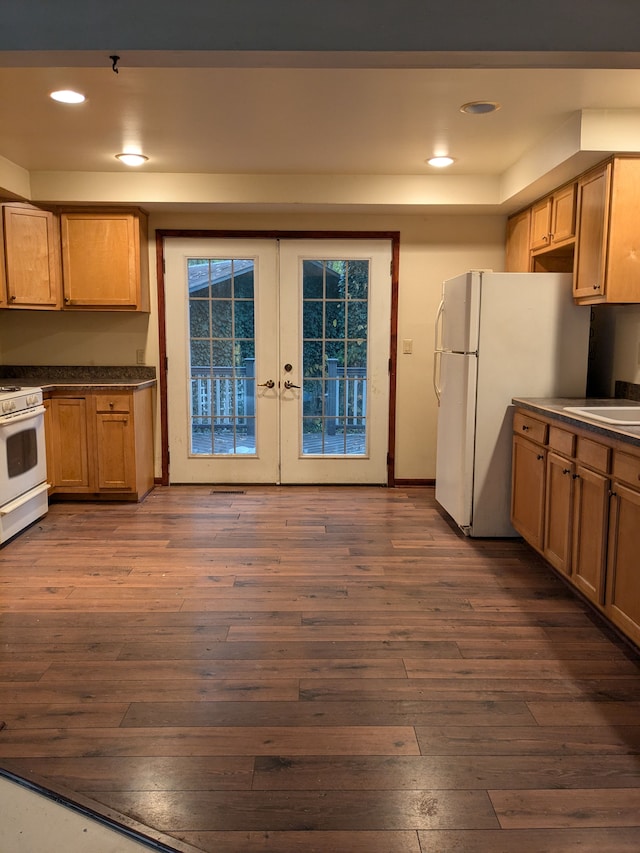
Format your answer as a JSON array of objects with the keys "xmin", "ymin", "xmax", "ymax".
[
  {"xmin": 0, "ymin": 481, "xmax": 50, "ymax": 516},
  {"xmin": 0, "ymin": 405, "xmax": 46, "ymax": 425}
]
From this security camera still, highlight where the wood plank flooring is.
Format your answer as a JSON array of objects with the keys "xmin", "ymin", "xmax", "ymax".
[{"xmin": 1, "ymin": 485, "xmax": 640, "ymax": 852}]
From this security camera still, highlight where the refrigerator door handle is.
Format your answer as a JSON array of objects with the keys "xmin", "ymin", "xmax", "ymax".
[
  {"xmin": 433, "ymin": 349, "xmax": 442, "ymax": 403},
  {"xmin": 434, "ymin": 297, "xmax": 445, "ymax": 352},
  {"xmin": 433, "ymin": 297, "xmax": 445, "ymax": 403}
]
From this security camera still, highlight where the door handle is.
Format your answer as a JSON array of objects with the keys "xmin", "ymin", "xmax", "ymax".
[
  {"xmin": 257, "ymin": 379, "xmax": 275, "ymax": 388},
  {"xmin": 283, "ymin": 380, "xmax": 301, "ymax": 389}
]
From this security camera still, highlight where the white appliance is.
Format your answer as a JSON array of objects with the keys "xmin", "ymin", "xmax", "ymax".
[
  {"xmin": 0, "ymin": 386, "xmax": 49, "ymax": 544},
  {"xmin": 433, "ymin": 271, "xmax": 591, "ymax": 537}
]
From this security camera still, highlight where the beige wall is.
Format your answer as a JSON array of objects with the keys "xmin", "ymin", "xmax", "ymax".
[{"xmin": 0, "ymin": 210, "xmax": 518, "ymax": 481}]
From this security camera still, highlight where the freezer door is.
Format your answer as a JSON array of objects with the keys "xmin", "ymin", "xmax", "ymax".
[
  {"xmin": 435, "ymin": 351, "xmax": 478, "ymax": 532},
  {"xmin": 441, "ymin": 271, "xmax": 481, "ymax": 353}
]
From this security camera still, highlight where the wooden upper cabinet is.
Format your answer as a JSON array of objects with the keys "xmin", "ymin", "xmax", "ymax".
[
  {"xmin": 1, "ymin": 204, "xmax": 61, "ymax": 309},
  {"xmin": 573, "ymin": 162, "xmax": 610, "ymax": 302},
  {"xmin": 574, "ymin": 157, "xmax": 640, "ymax": 304},
  {"xmin": 60, "ymin": 209, "xmax": 149, "ymax": 311},
  {"xmin": 505, "ymin": 207, "xmax": 531, "ymax": 272},
  {"xmin": 530, "ymin": 182, "xmax": 577, "ymax": 252},
  {"xmin": 530, "ymin": 196, "xmax": 553, "ymax": 251}
]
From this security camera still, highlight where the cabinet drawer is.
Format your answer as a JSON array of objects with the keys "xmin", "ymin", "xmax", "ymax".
[
  {"xmin": 612, "ymin": 450, "xmax": 640, "ymax": 487},
  {"xmin": 576, "ymin": 436, "xmax": 610, "ymax": 473},
  {"xmin": 548, "ymin": 425, "xmax": 575, "ymax": 456},
  {"xmin": 95, "ymin": 393, "xmax": 130, "ymax": 413},
  {"xmin": 513, "ymin": 411, "xmax": 548, "ymax": 444}
]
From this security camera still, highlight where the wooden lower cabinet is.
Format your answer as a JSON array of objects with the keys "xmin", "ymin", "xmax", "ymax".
[
  {"xmin": 603, "ymin": 451, "xmax": 640, "ymax": 646},
  {"xmin": 512, "ymin": 408, "xmax": 640, "ymax": 648},
  {"xmin": 543, "ymin": 451, "xmax": 575, "ymax": 575},
  {"xmin": 571, "ymin": 463, "xmax": 609, "ymax": 603},
  {"xmin": 49, "ymin": 396, "xmax": 91, "ymax": 490},
  {"xmin": 511, "ymin": 434, "xmax": 546, "ymax": 551},
  {"xmin": 46, "ymin": 387, "xmax": 154, "ymax": 501}
]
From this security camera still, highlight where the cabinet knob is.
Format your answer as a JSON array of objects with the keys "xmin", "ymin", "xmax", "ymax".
[
  {"xmin": 522, "ymin": 425, "xmax": 530, "ymax": 431},
  {"xmin": 9, "ymin": 294, "xmax": 16, "ymax": 302},
  {"xmin": 593, "ymin": 284, "xmax": 600, "ymax": 291},
  {"xmin": 562, "ymin": 468, "xmax": 571, "ymax": 475},
  {"xmin": 537, "ymin": 454, "xmax": 544, "ymax": 461},
  {"xmin": 109, "ymin": 401, "xmax": 114, "ymax": 409}
]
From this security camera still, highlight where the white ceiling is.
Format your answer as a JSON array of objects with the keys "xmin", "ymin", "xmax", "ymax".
[{"xmin": 3, "ymin": 55, "xmax": 640, "ymax": 213}]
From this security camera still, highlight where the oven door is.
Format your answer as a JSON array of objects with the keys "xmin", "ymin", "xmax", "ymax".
[{"xmin": 0, "ymin": 406, "xmax": 47, "ymax": 506}]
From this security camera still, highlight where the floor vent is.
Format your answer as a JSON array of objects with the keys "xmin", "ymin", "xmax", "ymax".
[{"xmin": 210, "ymin": 489, "xmax": 246, "ymax": 495}]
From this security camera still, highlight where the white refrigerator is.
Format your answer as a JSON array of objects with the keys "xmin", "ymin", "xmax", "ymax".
[{"xmin": 433, "ymin": 270, "xmax": 591, "ymax": 537}]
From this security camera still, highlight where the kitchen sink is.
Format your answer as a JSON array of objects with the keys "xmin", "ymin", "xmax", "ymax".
[{"xmin": 563, "ymin": 405, "xmax": 640, "ymax": 425}]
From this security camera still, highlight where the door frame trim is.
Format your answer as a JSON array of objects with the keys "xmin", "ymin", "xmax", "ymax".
[{"xmin": 155, "ymin": 229, "xmax": 400, "ymax": 486}]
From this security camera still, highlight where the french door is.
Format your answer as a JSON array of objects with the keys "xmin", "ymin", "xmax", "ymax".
[{"xmin": 164, "ymin": 237, "xmax": 392, "ymax": 484}]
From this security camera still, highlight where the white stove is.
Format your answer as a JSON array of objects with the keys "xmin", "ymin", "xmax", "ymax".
[{"xmin": 0, "ymin": 385, "xmax": 49, "ymax": 544}]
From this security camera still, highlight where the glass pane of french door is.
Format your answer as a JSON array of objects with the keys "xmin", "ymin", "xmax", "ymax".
[
  {"xmin": 301, "ymin": 258, "xmax": 368, "ymax": 455},
  {"xmin": 188, "ymin": 257, "xmax": 257, "ymax": 456}
]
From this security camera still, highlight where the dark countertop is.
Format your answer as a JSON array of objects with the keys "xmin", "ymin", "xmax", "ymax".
[
  {"xmin": 512, "ymin": 397, "xmax": 640, "ymax": 449},
  {"xmin": 0, "ymin": 365, "xmax": 156, "ymax": 392}
]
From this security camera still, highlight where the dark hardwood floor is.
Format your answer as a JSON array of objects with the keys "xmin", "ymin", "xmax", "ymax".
[{"xmin": 1, "ymin": 485, "xmax": 640, "ymax": 852}]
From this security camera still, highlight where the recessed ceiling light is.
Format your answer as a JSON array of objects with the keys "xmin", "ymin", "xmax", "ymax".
[
  {"xmin": 427, "ymin": 156, "xmax": 455, "ymax": 168},
  {"xmin": 460, "ymin": 101, "xmax": 500, "ymax": 115},
  {"xmin": 115, "ymin": 153, "xmax": 149, "ymax": 167},
  {"xmin": 50, "ymin": 89, "xmax": 86, "ymax": 104}
]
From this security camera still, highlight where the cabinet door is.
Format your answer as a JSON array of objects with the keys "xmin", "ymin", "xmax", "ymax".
[
  {"xmin": 573, "ymin": 163, "xmax": 610, "ymax": 302},
  {"xmin": 511, "ymin": 434, "xmax": 546, "ymax": 551},
  {"xmin": 2, "ymin": 205, "xmax": 61, "ymax": 308},
  {"xmin": 605, "ymin": 481, "xmax": 640, "ymax": 645},
  {"xmin": 505, "ymin": 208, "xmax": 531, "ymax": 272},
  {"xmin": 550, "ymin": 183, "xmax": 577, "ymax": 245},
  {"xmin": 571, "ymin": 464, "xmax": 609, "ymax": 604},
  {"xmin": 543, "ymin": 451, "xmax": 574, "ymax": 575},
  {"xmin": 49, "ymin": 397, "xmax": 91, "ymax": 489},
  {"xmin": 530, "ymin": 197, "xmax": 552, "ymax": 251},
  {"xmin": 60, "ymin": 211, "xmax": 147, "ymax": 310},
  {"xmin": 95, "ymin": 411, "xmax": 135, "ymax": 491}
]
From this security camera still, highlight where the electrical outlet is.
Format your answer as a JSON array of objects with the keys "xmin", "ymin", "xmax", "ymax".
[{"xmin": 136, "ymin": 348, "xmax": 145, "ymax": 365}]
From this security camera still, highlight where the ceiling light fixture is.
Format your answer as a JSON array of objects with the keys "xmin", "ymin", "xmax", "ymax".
[
  {"xmin": 427, "ymin": 156, "xmax": 455, "ymax": 168},
  {"xmin": 115, "ymin": 152, "xmax": 149, "ymax": 167},
  {"xmin": 50, "ymin": 89, "xmax": 86, "ymax": 104},
  {"xmin": 460, "ymin": 101, "xmax": 500, "ymax": 115}
]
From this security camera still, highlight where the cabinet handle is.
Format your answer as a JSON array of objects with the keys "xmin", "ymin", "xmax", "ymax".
[
  {"xmin": 562, "ymin": 468, "xmax": 571, "ymax": 475},
  {"xmin": 572, "ymin": 473, "xmax": 580, "ymax": 480},
  {"xmin": 522, "ymin": 425, "xmax": 530, "ymax": 431},
  {"xmin": 609, "ymin": 490, "xmax": 617, "ymax": 497},
  {"xmin": 537, "ymin": 454, "xmax": 544, "ymax": 460},
  {"xmin": 593, "ymin": 284, "xmax": 600, "ymax": 291}
]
